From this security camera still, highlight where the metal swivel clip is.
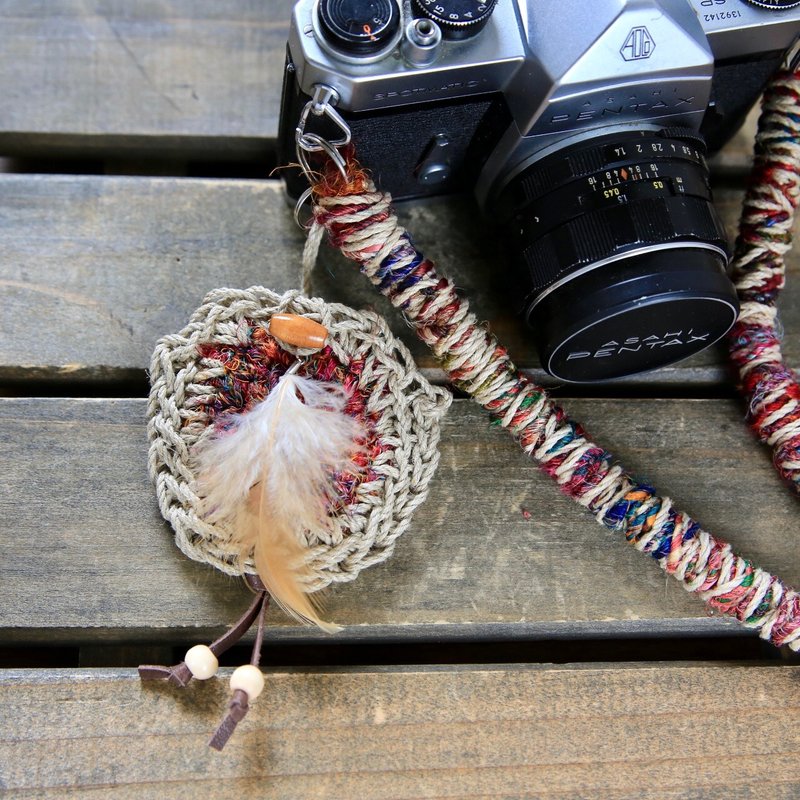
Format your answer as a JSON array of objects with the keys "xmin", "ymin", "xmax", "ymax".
[{"xmin": 293, "ymin": 84, "xmax": 352, "ymax": 225}]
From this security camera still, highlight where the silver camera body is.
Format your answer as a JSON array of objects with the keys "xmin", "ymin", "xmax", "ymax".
[{"xmin": 284, "ymin": 0, "xmax": 799, "ymax": 205}]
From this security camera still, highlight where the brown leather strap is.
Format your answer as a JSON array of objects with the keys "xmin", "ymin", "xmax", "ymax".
[
  {"xmin": 138, "ymin": 586, "xmax": 267, "ymax": 687},
  {"xmin": 208, "ymin": 690, "xmax": 249, "ymax": 751},
  {"xmin": 244, "ymin": 573, "xmax": 266, "ymax": 593},
  {"xmin": 137, "ymin": 662, "xmax": 192, "ymax": 687},
  {"xmin": 251, "ymin": 590, "xmax": 267, "ymax": 667},
  {"xmin": 139, "ymin": 580, "xmax": 272, "ymax": 750},
  {"xmin": 209, "ymin": 589, "xmax": 266, "ymax": 657},
  {"xmin": 207, "ymin": 591, "xmax": 270, "ymax": 750}
]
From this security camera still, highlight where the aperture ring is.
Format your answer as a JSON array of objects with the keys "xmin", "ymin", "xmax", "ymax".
[{"xmin": 497, "ymin": 131, "xmax": 709, "ymax": 221}]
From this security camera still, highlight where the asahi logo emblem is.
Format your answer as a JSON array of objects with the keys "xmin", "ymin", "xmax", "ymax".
[
  {"xmin": 566, "ymin": 330, "xmax": 710, "ymax": 362},
  {"xmin": 620, "ymin": 27, "xmax": 655, "ymax": 61}
]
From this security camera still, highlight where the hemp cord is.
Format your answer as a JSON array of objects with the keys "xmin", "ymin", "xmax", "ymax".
[
  {"xmin": 147, "ymin": 287, "xmax": 450, "ymax": 588},
  {"xmin": 728, "ymin": 69, "xmax": 800, "ymax": 492},
  {"xmin": 303, "ymin": 68, "xmax": 800, "ymax": 651}
]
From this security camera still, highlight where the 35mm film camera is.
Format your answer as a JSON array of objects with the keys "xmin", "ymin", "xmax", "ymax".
[{"xmin": 280, "ymin": 0, "xmax": 800, "ymax": 381}]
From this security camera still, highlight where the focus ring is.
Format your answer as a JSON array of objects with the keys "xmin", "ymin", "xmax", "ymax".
[
  {"xmin": 514, "ymin": 158, "xmax": 713, "ymax": 243},
  {"xmin": 516, "ymin": 195, "xmax": 728, "ymax": 300}
]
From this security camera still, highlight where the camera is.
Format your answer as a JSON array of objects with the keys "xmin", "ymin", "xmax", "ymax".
[{"xmin": 279, "ymin": 0, "xmax": 800, "ymax": 382}]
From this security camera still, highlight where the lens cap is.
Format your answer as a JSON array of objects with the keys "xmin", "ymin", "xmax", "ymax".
[{"xmin": 530, "ymin": 248, "xmax": 739, "ymax": 382}]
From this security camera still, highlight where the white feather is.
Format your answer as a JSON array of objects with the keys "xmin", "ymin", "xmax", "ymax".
[{"xmin": 194, "ymin": 373, "xmax": 363, "ymax": 632}]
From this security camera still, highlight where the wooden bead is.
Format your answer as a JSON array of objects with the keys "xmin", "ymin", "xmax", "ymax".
[
  {"xmin": 230, "ymin": 664, "xmax": 265, "ymax": 700},
  {"xmin": 269, "ymin": 314, "xmax": 328, "ymax": 350},
  {"xmin": 184, "ymin": 644, "xmax": 218, "ymax": 680}
]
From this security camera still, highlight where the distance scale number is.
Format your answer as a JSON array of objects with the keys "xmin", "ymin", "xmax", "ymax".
[
  {"xmin": 585, "ymin": 164, "xmax": 684, "ymax": 205},
  {"xmin": 598, "ymin": 179, "xmax": 667, "ymax": 202}
]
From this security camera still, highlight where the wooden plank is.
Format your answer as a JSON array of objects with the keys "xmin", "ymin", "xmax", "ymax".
[
  {"xmin": 1, "ymin": 396, "xmax": 798, "ymax": 643},
  {"xmin": 1, "ymin": 174, "xmax": 795, "ymax": 385},
  {"xmin": 0, "ymin": 175, "xmax": 306, "ymax": 381},
  {"xmin": 1, "ymin": 664, "xmax": 799, "ymax": 797},
  {"xmin": 0, "ymin": 0, "xmax": 294, "ymax": 159}
]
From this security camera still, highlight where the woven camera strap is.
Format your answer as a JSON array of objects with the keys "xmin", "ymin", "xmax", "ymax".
[
  {"xmin": 728, "ymin": 69, "xmax": 800, "ymax": 491},
  {"xmin": 301, "ymin": 66, "xmax": 800, "ymax": 652}
]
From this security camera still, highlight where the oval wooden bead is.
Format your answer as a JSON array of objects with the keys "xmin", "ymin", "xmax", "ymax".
[{"xmin": 269, "ymin": 314, "xmax": 328, "ymax": 350}]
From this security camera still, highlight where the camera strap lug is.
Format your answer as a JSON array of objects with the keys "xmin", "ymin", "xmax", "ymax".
[{"xmin": 294, "ymin": 83, "xmax": 352, "ymax": 225}]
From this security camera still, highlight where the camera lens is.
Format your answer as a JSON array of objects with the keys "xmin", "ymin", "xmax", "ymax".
[{"xmin": 495, "ymin": 129, "xmax": 737, "ymax": 382}]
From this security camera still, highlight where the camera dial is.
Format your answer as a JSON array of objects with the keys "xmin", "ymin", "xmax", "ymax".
[
  {"xmin": 412, "ymin": 0, "xmax": 497, "ymax": 40},
  {"xmin": 740, "ymin": 0, "xmax": 800, "ymax": 8},
  {"xmin": 317, "ymin": 0, "xmax": 401, "ymax": 57},
  {"xmin": 496, "ymin": 128, "xmax": 738, "ymax": 383}
]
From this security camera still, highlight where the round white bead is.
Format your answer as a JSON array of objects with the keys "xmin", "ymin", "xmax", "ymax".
[
  {"xmin": 230, "ymin": 664, "xmax": 265, "ymax": 700},
  {"xmin": 184, "ymin": 644, "xmax": 219, "ymax": 680}
]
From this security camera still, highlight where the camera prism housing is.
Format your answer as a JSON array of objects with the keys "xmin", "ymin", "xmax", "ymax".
[{"xmin": 279, "ymin": 0, "xmax": 800, "ymax": 382}]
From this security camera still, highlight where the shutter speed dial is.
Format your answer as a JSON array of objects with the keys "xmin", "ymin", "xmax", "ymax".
[
  {"xmin": 740, "ymin": 0, "xmax": 800, "ymax": 9},
  {"xmin": 412, "ymin": 0, "xmax": 497, "ymax": 40}
]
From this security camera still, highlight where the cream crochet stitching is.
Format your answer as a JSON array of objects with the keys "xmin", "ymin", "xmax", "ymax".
[{"xmin": 147, "ymin": 286, "xmax": 451, "ymax": 590}]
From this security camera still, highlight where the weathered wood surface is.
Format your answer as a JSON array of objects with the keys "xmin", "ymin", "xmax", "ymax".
[
  {"xmin": 2, "ymin": 395, "xmax": 798, "ymax": 643},
  {"xmin": 1, "ymin": 175, "xmax": 795, "ymax": 385},
  {"xmin": 0, "ymin": 0, "xmax": 758, "ymax": 170},
  {"xmin": 0, "ymin": 176, "xmax": 306, "ymax": 381},
  {"xmin": 2, "ymin": 664, "xmax": 799, "ymax": 798},
  {"xmin": 0, "ymin": 5, "xmax": 794, "ymax": 797},
  {"xmin": 0, "ymin": 0, "xmax": 295, "ymax": 158}
]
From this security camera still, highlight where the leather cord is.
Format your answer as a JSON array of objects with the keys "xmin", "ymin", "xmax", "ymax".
[{"xmin": 208, "ymin": 589, "xmax": 269, "ymax": 750}]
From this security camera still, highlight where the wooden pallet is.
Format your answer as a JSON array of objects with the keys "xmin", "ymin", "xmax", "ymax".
[{"xmin": 1, "ymin": 3, "xmax": 799, "ymax": 797}]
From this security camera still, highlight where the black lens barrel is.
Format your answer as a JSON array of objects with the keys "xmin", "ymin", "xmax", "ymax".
[
  {"xmin": 515, "ymin": 194, "xmax": 728, "ymax": 300},
  {"xmin": 497, "ymin": 128, "xmax": 737, "ymax": 382}
]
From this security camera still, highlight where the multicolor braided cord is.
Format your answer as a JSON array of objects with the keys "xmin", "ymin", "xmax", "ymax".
[
  {"xmin": 728, "ymin": 69, "xmax": 800, "ymax": 492},
  {"xmin": 303, "ymin": 67, "xmax": 800, "ymax": 651}
]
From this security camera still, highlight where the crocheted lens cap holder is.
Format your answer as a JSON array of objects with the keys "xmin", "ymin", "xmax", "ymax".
[{"xmin": 141, "ymin": 286, "xmax": 450, "ymax": 749}]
